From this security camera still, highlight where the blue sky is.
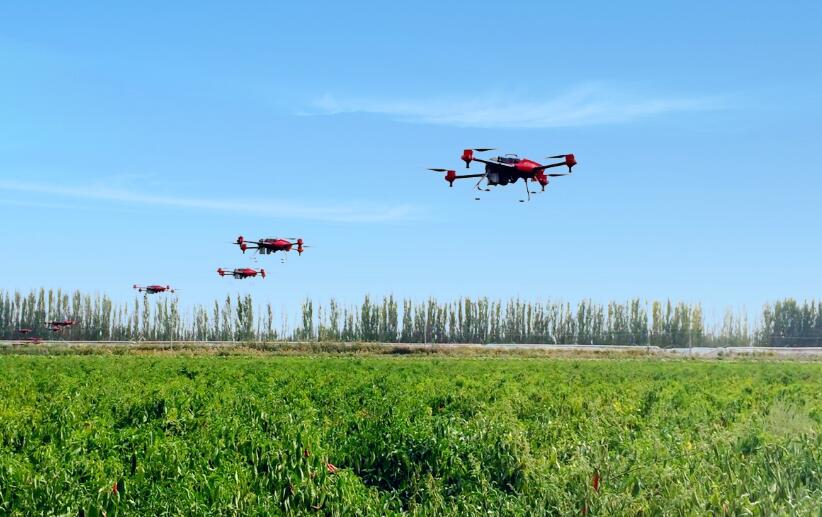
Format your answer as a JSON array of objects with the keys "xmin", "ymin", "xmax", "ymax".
[{"xmin": 1, "ymin": 1, "xmax": 820, "ymax": 320}]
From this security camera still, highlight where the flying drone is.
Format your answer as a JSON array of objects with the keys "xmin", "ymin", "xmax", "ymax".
[
  {"xmin": 17, "ymin": 336, "xmax": 44, "ymax": 345},
  {"xmin": 47, "ymin": 319, "xmax": 77, "ymax": 328},
  {"xmin": 217, "ymin": 267, "xmax": 266, "ymax": 279},
  {"xmin": 234, "ymin": 236, "xmax": 308, "ymax": 256},
  {"xmin": 428, "ymin": 148, "xmax": 578, "ymax": 202},
  {"xmin": 45, "ymin": 319, "xmax": 77, "ymax": 333},
  {"xmin": 133, "ymin": 284, "xmax": 176, "ymax": 294}
]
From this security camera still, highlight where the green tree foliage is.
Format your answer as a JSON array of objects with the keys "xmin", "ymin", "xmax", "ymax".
[
  {"xmin": 758, "ymin": 299, "xmax": 822, "ymax": 346},
  {"xmin": 1, "ymin": 289, "xmax": 820, "ymax": 346}
]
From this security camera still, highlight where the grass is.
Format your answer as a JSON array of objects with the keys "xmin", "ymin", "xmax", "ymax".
[{"xmin": 0, "ymin": 354, "xmax": 820, "ymax": 515}]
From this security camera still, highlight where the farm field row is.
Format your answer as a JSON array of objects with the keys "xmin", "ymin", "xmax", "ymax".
[
  {"xmin": 0, "ymin": 355, "xmax": 820, "ymax": 515},
  {"xmin": 4, "ymin": 340, "xmax": 822, "ymax": 360}
]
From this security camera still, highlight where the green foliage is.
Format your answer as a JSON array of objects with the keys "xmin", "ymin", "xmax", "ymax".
[
  {"xmin": 760, "ymin": 299, "xmax": 822, "ymax": 346},
  {"xmin": 0, "ymin": 357, "xmax": 820, "ymax": 515},
  {"xmin": 2, "ymin": 289, "xmax": 821, "ymax": 346}
]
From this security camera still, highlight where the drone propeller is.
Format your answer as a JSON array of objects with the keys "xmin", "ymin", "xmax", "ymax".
[
  {"xmin": 547, "ymin": 173, "xmax": 571, "ymax": 177},
  {"xmin": 427, "ymin": 168, "xmax": 450, "ymax": 172},
  {"xmin": 462, "ymin": 148, "xmax": 494, "ymax": 169},
  {"xmin": 547, "ymin": 154, "xmax": 570, "ymax": 159}
]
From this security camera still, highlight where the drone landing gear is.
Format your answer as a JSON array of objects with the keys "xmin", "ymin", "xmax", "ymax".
[
  {"xmin": 473, "ymin": 175, "xmax": 490, "ymax": 201},
  {"xmin": 471, "ymin": 173, "xmax": 496, "ymax": 201},
  {"xmin": 520, "ymin": 179, "xmax": 532, "ymax": 203},
  {"xmin": 519, "ymin": 179, "xmax": 541, "ymax": 203},
  {"xmin": 473, "ymin": 174, "xmax": 491, "ymax": 191}
]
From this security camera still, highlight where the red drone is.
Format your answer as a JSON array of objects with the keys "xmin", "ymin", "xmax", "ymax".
[
  {"xmin": 16, "ymin": 328, "xmax": 33, "ymax": 334},
  {"xmin": 133, "ymin": 284, "xmax": 176, "ymax": 294},
  {"xmin": 234, "ymin": 236, "xmax": 308, "ymax": 255},
  {"xmin": 428, "ymin": 148, "xmax": 577, "ymax": 202},
  {"xmin": 47, "ymin": 319, "xmax": 77, "ymax": 328},
  {"xmin": 46, "ymin": 319, "xmax": 77, "ymax": 333},
  {"xmin": 217, "ymin": 267, "xmax": 266, "ymax": 279}
]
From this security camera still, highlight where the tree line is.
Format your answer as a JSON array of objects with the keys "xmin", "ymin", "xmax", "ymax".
[{"xmin": 1, "ymin": 289, "xmax": 820, "ymax": 346}]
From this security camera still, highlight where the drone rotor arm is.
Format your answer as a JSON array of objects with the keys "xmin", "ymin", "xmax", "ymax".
[{"xmin": 532, "ymin": 161, "xmax": 566, "ymax": 172}]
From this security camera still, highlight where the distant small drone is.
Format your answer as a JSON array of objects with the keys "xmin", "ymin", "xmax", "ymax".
[
  {"xmin": 15, "ymin": 328, "xmax": 42, "ymax": 343},
  {"xmin": 428, "ymin": 148, "xmax": 577, "ymax": 202},
  {"xmin": 133, "ymin": 284, "xmax": 176, "ymax": 294},
  {"xmin": 217, "ymin": 267, "xmax": 266, "ymax": 279},
  {"xmin": 234, "ymin": 236, "xmax": 308, "ymax": 256},
  {"xmin": 46, "ymin": 319, "xmax": 77, "ymax": 333},
  {"xmin": 47, "ymin": 319, "xmax": 77, "ymax": 328}
]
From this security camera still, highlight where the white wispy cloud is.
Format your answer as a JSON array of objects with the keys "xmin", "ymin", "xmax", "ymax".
[
  {"xmin": 0, "ymin": 180, "xmax": 415, "ymax": 223},
  {"xmin": 307, "ymin": 84, "xmax": 726, "ymax": 128}
]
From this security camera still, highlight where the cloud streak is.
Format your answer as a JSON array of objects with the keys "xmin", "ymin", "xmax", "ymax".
[
  {"xmin": 0, "ymin": 180, "xmax": 415, "ymax": 223},
  {"xmin": 308, "ymin": 84, "xmax": 726, "ymax": 128}
]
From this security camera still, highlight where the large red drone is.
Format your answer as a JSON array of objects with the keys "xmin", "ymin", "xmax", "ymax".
[
  {"xmin": 133, "ymin": 284, "xmax": 176, "ymax": 294},
  {"xmin": 428, "ymin": 148, "xmax": 577, "ymax": 202},
  {"xmin": 217, "ymin": 267, "xmax": 266, "ymax": 279},
  {"xmin": 234, "ymin": 236, "xmax": 308, "ymax": 256}
]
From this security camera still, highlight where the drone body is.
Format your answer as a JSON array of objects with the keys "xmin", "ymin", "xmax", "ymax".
[
  {"xmin": 217, "ymin": 267, "xmax": 266, "ymax": 279},
  {"xmin": 234, "ymin": 236, "xmax": 307, "ymax": 255},
  {"xmin": 133, "ymin": 284, "xmax": 175, "ymax": 294},
  {"xmin": 429, "ymin": 148, "xmax": 577, "ymax": 201}
]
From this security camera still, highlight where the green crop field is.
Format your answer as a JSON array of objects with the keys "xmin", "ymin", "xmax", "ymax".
[{"xmin": 0, "ymin": 355, "xmax": 820, "ymax": 515}]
